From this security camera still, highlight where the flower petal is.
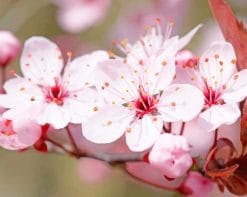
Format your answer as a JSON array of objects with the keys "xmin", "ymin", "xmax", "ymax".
[
  {"xmin": 37, "ymin": 103, "xmax": 71, "ymax": 129},
  {"xmin": 95, "ymin": 59, "xmax": 139, "ymax": 104},
  {"xmin": 182, "ymin": 119, "xmax": 215, "ymax": 157},
  {"xmin": 126, "ymin": 162, "xmax": 184, "ymax": 189},
  {"xmin": 126, "ymin": 115, "xmax": 162, "ymax": 152},
  {"xmin": 13, "ymin": 117, "xmax": 41, "ymax": 146},
  {"xmin": 142, "ymin": 51, "xmax": 176, "ymax": 95},
  {"xmin": 20, "ymin": 37, "xmax": 63, "ymax": 86},
  {"xmin": 222, "ymin": 69, "xmax": 247, "ymax": 103},
  {"xmin": 158, "ymin": 84, "xmax": 204, "ymax": 122},
  {"xmin": 63, "ymin": 50, "xmax": 109, "ymax": 91},
  {"xmin": 0, "ymin": 78, "xmax": 43, "ymax": 109},
  {"xmin": 199, "ymin": 42, "xmax": 237, "ymax": 90},
  {"xmin": 198, "ymin": 103, "xmax": 240, "ymax": 131},
  {"xmin": 83, "ymin": 105, "xmax": 134, "ymax": 144},
  {"xmin": 178, "ymin": 24, "xmax": 203, "ymax": 50},
  {"xmin": 64, "ymin": 88, "xmax": 102, "ymax": 123},
  {"xmin": 149, "ymin": 133, "xmax": 192, "ymax": 178}
]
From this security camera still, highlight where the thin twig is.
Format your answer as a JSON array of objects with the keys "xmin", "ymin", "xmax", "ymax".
[
  {"xmin": 46, "ymin": 137, "xmax": 143, "ymax": 164},
  {"xmin": 0, "ymin": 66, "xmax": 6, "ymax": 93},
  {"xmin": 213, "ymin": 129, "xmax": 218, "ymax": 147},
  {"xmin": 80, "ymin": 152, "xmax": 143, "ymax": 164},
  {"xmin": 180, "ymin": 122, "xmax": 185, "ymax": 135},
  {"xmin": 46, "ymin": 137, "xmax": 77, "ymax": 157},
  {"xmin": 66, "ymin": 125, "xmax": 80, "ymax": 155}
]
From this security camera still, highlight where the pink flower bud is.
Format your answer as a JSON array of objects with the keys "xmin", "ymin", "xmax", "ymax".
[
  {"xmin": 175, "ymin": 50, "xmax": 198, "ymax": 68},
  {"xmin": 149, "ymin": 133, "xmax": 193, "ymax": 179},
  {"xmin": 0, "ymin": 31, "xmax": 20, "ymax": 67},
  {"xmin": 180, "ymin": 172, "xmax": 214, "ymax": 197}
]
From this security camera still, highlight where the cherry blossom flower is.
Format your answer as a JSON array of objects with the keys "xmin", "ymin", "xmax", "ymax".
[
  {"xmin": 83, "ymin": 23, "xmax": 204, "ymax": 152},
  {"xmin": 0, "ymin": 37, "xmax": 108, "ymax": 129},
  {"xmin": 149, "ymin": 133, "xmax": 193, "ymax": 179},
  {"xmin": 0, "ymin": 114, "xmax": 41, "ymax": 150},
  {"xmin": 52, "ymin": 0, "xmax": 111, "ymax": 33},
  {"xmin": 176, "ymin": 42, "xmax": 247, "ymax": 131},
  {"xmin": 0, "ymin": 31, "xmax": 20, "ymax": 67}
]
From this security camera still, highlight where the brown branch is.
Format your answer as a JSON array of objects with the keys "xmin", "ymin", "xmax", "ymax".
[
  {"xmin": 79, "ymin": 152, "xmax": 143, "ymax": 164},
  {"xmin": 46, "ymin": 136, "xmax": 143, "ymax": 164},
  {"xmin": 46, "ymin": 137, "xmax": 77, "ymax": 157}
]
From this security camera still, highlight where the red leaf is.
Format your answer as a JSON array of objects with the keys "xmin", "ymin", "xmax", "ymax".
[
  {"xmin": 208, "ymin": 0, "xmax": 247, "ymax": 70},
  {"xmin": 226, "ymin": 175, "xmax": 247, "ymax": 196},
  {"xmin": 206, "ymin": 164, "xmax": 239, "ymax": 178}
]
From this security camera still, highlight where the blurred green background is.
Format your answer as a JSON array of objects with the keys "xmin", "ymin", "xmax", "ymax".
[{"xmin": 0, "ymin": 0, "xmax": 246, "ymax": 196}]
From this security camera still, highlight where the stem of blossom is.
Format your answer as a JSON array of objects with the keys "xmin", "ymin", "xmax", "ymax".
[
  {"xmin": 179, "ymin": 122, "xmax": 185, "ymax": 135},
  {"xmin": 79, "ymin": 152, "xmax": 143, "ymax": 164},
  {"xmin": 0, "ymin": 66, "xmax": 6, "ymax": 93},
  {"xmin": 213, "ymin": 129, "xmax": 218, "ymax": 147},
  {"xmin": 66, "ymin": 125, "xmax": 80, "ymax": 155},
  {"xmin": 46, "ymin": 137, "xmax": 77, "ymax": 157},
  {"xmin": 46, "ymin": 137, "xmax": 143, "ymax": 163},
  {"xmin": 168, "ymin": 122, "xmax": 172, "ymax": 132}
]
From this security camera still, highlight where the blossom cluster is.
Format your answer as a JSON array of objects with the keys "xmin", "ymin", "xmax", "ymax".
[{"xmin": 0, "ymin": 18, "xmax": 247, "ymax": 196}]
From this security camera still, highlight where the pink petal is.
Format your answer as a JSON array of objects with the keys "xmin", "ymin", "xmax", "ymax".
[
  {"xmin": 149, "ymin": 133, "xmax": 192, "ymax": 179},
  {"xmin": 126, "ymin": 162, "xmax": 184, "ymax": 189},
  {"xmin": 182, "ymin": 119, "xmax": 215, "ymax": 157},
  {"xmin": 20, "ymin": 37, "xmax": 63, "ymax": 86},
  {"xmin": 0, "ymin": 31, "xmax": 20, "ymax": 67},
  {"xmin": 13, "ymin": 118, "xmax": 41, "ymax": 146},
  {"xmin": 182, "ymin": 172, "xmax": 214, "ymax": 197}
]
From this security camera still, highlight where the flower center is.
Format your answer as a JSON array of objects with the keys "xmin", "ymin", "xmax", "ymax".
[
  {"xmin": 46, "ymin": 83, "xmax": 68, "ymax": 105},
  {"xmin": 134, "ymin": 91, "xmax": 158, "ymax": 119},
  {"xmin": 203, "ymin": 86, "xmax": 223, "ymax": 107},
  {"xmin": 0, "ymin": 120, "xmax": 15, "ymax": 136}
]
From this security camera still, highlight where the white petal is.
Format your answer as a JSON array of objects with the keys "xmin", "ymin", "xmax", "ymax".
[
  {"xmin": 64, "ymin": 88, "xmax": 102, "ymax": 123},
  {"xmin": 158, "ymin": 84, "xmax": 204, "ymax": 122},
  {"xmin": 178, "ymin": 24, "xmax": 202, "ymax": 50},
  {"xmin": 222, "ymin": 69, "xmax": 247, "ymax": 103},
  {"xmin": 0, "ymin": 78, "xmax": 43, "ymax": 108},
  {"xmin": 20, "ymin": 37, "xmax": 63, "ymax": 86},
  {"xmin": 83, "ymin": 105, "xmax": 134, "ymax": 144},
  {"xmin": 199, "ymin": 42, "xmax": 237, "ymax": 90},
  {"xmin": 126, "ymin": 115, "xmax": 162, "ymax": 152},
  {"xmin": 182, "ymin": 119, "xmax": 215, "ymax": 157},
  {"xmin": 198, "ymin": 103, "xmax": 240, "ymax": 131},
  {"xmin": 142, "ymin": 51, "xmax": 176, "ymax": 95},
  {"xmin": 37, "ymin": 103, "xmax": 70, "ymax": 129},
  {"xmin": 63, "ymin": 50, "xmax": 109, "ymax": 91},
  {"xmin": 95, "ymin": 59, "xmax": 139, "ymax": 104}
]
